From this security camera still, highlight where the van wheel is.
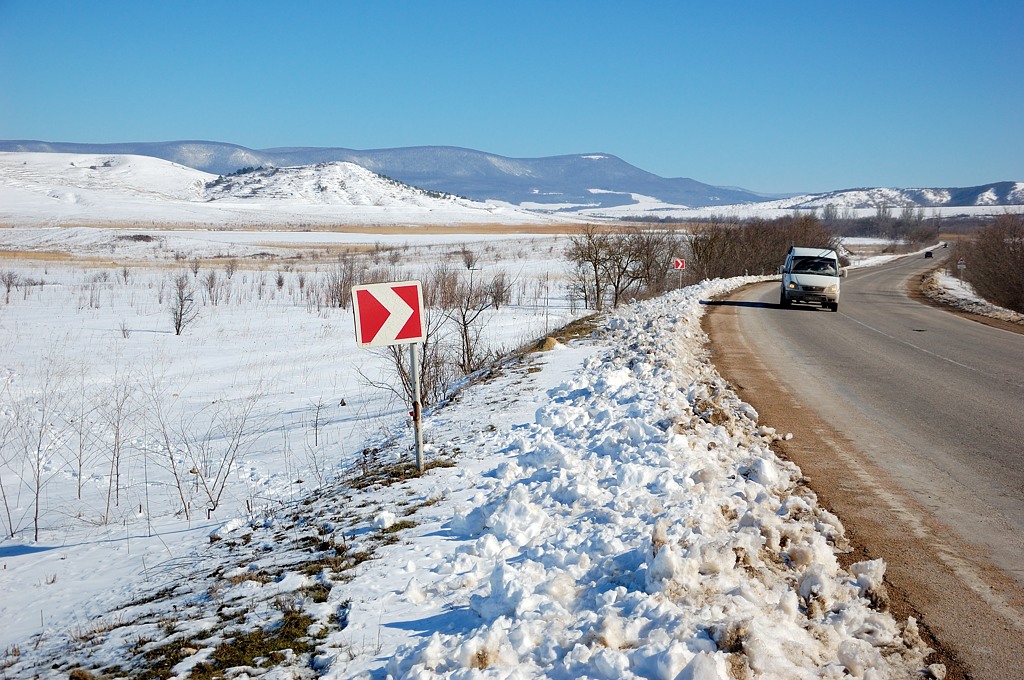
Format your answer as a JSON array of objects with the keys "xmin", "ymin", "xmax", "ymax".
[
  {"xmin": 830, "ymin": 302, "xmax": 839, "ymax": 312},
  {"xmin": 779, "ymin": 291, "xmax": 790, "ymax": 307}
]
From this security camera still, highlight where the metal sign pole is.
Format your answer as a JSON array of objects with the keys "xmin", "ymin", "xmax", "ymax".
[{"xmin": 410, "ymin": 342, "xmax": 424, "ymax": 473}]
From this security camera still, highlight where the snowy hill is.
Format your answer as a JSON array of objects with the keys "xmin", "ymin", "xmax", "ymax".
[
  {"xmin": 0, "ymin": 140, "xmax": 772, "ymax": 209},
  {"xmin": 202, "ymin": 162, "xmax": 465, "ymax": 207},
  {"xmin": 3, "ymin": 147, "xmax": 1022, "ymax": 227},
  {"xmin": 755, "ymin": 182, "xmax": 1024, "ymax": 211},
  {"xmin": 0, "ymin": 152, "xmax": 560, "ymax": 227}
]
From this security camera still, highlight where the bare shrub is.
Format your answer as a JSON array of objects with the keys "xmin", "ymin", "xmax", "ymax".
[
  {"xmin": 101, "ymin": 364, "xmax": 137, "ymax": 523},
  {"xmin": 566, "ymin": 226, "xmax": 686, "ymax": 309},
  {"xmin": 204, "ymin": 270, "xmax": 218, "ymax": 305},
  {"xmin": 687, "ymin": 215, "xmax": 842, "ymax": 280},
  {"xmin": 169, "ymin": 273, "xmax": 199, "ymax": 335},
  {"xmin": 7, "ymin": 354, "xmax": 72, "ymax": 540},
  {"xmin": 460, "ymin": 245, "xmax": 479, "ymax": 270},
  {"xmin": 960, "ymin": 214, "xmax": 1024, "ymax": 313},
  {"xmin": 321, "ymin": 256, "xmax": 358, "ymax": 309},
  {"xmin": 362, "ymin": 306, "xmax": 452, "ymax": 409},
  {"xmin": 181, "ymin": 385, "xmax": 267, "ymax": 515},
  {"xmin": 2, "ymin": 270, "xmax": 20, "ymax": 304},
  {"xmin": 444, "ymin": 271, "xmax": 495, "ymax": 375}
]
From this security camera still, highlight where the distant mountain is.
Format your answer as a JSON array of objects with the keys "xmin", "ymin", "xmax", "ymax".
[
  {"xmin": 758, "ymin": 182, "xmax": 1024, "ymax": 211},
  {"xmin": 2, "ymin": 140, "xmax": 1021, "ymax": 212},
  {"xmin": 0, "ymin": 140, "xmax": 768, "ymax": 210}
]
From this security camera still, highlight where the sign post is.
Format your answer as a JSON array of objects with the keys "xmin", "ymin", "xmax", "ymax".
[
  {"xmin": 673, "ymin": 258, "xmax": 686, "ymax": 288},
  {"xmin": 351, "ymin": 280, "xmax": 427, "ymax": 472}
]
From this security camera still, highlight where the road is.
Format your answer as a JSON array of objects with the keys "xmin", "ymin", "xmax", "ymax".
[{"xmin": 704, "ymin": 254, "xmax": 1024, "ymax": 679}]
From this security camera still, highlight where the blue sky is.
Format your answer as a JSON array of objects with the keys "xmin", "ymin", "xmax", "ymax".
[{"xmin": 1, "ymin": 1, "xmax": 1021, "ymax": 194}]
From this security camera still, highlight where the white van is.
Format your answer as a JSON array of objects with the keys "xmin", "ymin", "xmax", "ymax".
[{"xmin": 779, "ymin": 246, "xmax": 844, "ymax": 312}]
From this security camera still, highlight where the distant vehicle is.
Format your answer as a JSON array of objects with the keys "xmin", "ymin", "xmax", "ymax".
[
  {"xmin": 779, "ymin": 246, "xmax": 844, "ymax": 312},
  {"xmin": 924, "ymin": 250, "xmax": 934, "ymax": 258}
]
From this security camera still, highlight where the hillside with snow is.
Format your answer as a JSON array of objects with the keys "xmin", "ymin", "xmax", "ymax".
[
  {"xmin": 0, "ymin": 152, "xmax": 562, "ymax": 227},
  {"xmin": 4, "ymin": 140, "xmax": 1023, "ymax": 218},
  {"xmin": 3, "ymin": 150, "xmax": 1022, "ymax": 228}
]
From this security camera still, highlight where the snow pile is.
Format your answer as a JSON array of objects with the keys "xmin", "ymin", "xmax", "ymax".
[
  {"xmin": 340, "ymin": 280, "xmax": 933, "ymax": 678},
  {"xmin": 923, "ymin": 270, "xmax": 1024, "ymax": 325}
]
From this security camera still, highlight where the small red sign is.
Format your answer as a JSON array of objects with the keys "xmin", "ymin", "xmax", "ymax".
[
  {"xmin": 673, "ymin": 258, "xmax": 686, "ymax": 270},
  {"xmin": 351, "ymin": 280, "xmax": 425, "ymax": 347}
]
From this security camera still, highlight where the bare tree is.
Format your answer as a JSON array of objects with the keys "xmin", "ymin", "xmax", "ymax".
[
  {"xmin": 11, "ymin": 355, "xmax": 71, "ymax": 541},
  {"xmin": 321, "ymin": 256, "xmax": 358, "ymax": 309},
  {"xmin": 304, "ymin": 397, "xmax": 331, "ymax": 487},
  {"xmin": 565, "ymin": 226, "xmax": 616, "ymax": 311},
  {"xmin": 141, "ymin": 367, "xmax": 193, "ymax": 521},
  {"xmin": 69, "ymin": 365, "xmax": 100, "ymax": 500},
  {"xmin": 487, "ymin": 269, "xmax": 514, "ymax": 310},
  {"xmin": 2, "ymin": 270, "xmax": 19, "ymax": 304},
  {"xmin": 444, "ymin": 271, "xmax": 495, "ymax": 375},
  {"xmin": 169, "ymin": 273, "xmax": 199, "ymax": 335},
  {"xmin": 203, "ymin": 269, "xmax": 218, "ymax": 305},
  {"xmin": 101, "ymin": 364, "xmax": 137, "ymax": 523},
  {"xmin": 687, "ymin": 221, "xmax": 743, "ymax": 281},
  {"xmin": 0, "ymin": 379, "xmax": 17, "ymax": 537}
]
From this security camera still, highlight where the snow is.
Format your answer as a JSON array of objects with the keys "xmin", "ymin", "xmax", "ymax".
[
  {"xmin": 0, "ymin": 152, "xmax": 571, "ymax": 227},
  {"xmin": 5, "ymin": 151, "xmax": 1021, "ymax": 229},
  {"xmin": 0, "ymin": 241, "xmax": 939, "ymax": 678},
  {"xmin": 0, "ymin": 155, "xmax": 956, "ymax": 677}
]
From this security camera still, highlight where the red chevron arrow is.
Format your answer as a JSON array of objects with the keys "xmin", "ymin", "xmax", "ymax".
[{"xmin": 351, "ymin": 281, "xmax": 424, "ymax": 347}]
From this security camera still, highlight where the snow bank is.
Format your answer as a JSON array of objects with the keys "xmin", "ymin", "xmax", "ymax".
[{"xmin": 367, "ymin": 279, "xmax": 933, "ymax": 679}]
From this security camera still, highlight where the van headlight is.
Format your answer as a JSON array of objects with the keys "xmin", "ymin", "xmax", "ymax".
[
  {"xmin": 826, "ymin": 285, "xmax": 837, "ymax": 293},
  {"xmin": 787, "ymin": 282, "xmax": 798, "ymax": 290}
]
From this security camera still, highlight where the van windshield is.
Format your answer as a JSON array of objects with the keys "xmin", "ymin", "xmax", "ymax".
[{"xmin": 790, "ymin": 256, "xmax": 837, "ymax": 276}]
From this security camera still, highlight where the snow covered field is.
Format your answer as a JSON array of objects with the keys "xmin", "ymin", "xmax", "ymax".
[{"xmin": 0, "ymin": 224, "xmax": 945, "ymax": 678}]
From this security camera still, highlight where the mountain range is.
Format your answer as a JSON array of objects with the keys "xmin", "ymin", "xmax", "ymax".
[{"xmin": 1, "ymin": 140, "xmax": 1022, "ymax": 213}]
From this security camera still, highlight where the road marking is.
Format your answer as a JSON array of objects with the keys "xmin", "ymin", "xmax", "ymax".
[
  {"xmin": 819, "ymin": 432, "xmax": 1024, "ymax": 634},
  {"xmin": 839, "ymin": 313, "xmax": 979, "ymax": 373}
]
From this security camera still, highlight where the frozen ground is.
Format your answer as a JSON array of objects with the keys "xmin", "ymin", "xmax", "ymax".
[{"xmin": 0, "ymin": 227, "xmax": 949, "ymax": 678}]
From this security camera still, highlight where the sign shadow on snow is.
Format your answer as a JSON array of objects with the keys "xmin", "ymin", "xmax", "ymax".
[
  {"xmin": 0, "ymin": 544, "xmax": 58, "ymax": 558},
  {"xmin": 385, "ymin": 607, "xmax": 481, "ymax": 637}
]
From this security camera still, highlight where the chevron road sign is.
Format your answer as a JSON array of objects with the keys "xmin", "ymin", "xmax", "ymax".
[{"xmin": 351, "ymin": 280, "xmax": 425, "ymax": 348}]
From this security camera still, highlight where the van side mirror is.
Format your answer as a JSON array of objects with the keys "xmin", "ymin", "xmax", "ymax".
[{"xmin": 778, "ymin": 265, "xmax": 785, "ymax": 275}]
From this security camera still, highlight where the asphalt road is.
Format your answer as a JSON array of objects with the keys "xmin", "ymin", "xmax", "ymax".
[{"xmin": 704, "ymin": 254, "xmax": 1024, "ymax": 678}]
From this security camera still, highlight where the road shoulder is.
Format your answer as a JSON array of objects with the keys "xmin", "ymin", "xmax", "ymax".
[{"xmin": 703, "ymin": 283, "xmax": 1024, "ymax": 680}]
